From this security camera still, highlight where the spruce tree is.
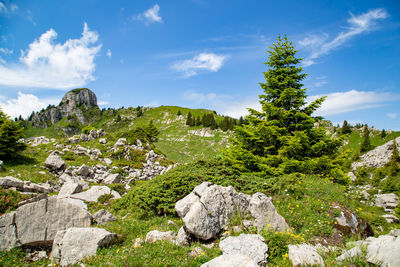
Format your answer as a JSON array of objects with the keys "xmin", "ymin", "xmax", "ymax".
[
  {"xmin": 360, "ymin": 125, "xmax": 372, "ymax": 153},
  {"xmin": 186, "ymin": 112, "xmax": 193, "ymax": 126},
  {"xmin": 0, "ymin": 109, "xmax": 26, "ymax": 158},
  {"xmin": 223, "ymin": 35, "xmax": 342, "ymax": 176},
  {"xmin": 145, "ymin": 119, "xmax": 160, "ymax": 142},
  {"xmin": 341, "ymin": 120, "xmax": 352, "ymax": 135},
  {"xmin": 380, "ymin": 129, "xmax": 387, "ymax": 139}
]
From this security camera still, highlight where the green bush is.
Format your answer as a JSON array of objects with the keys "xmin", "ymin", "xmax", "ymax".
[
  {"xmin": 0, "ymin": 188, "xmax": 25, "ymax": 215},
  {"xmin": 82, "ymin": 124, "xmax": 96, "ymax": 134},
  {"xmin": 0, "ymin": 109, "xmax": 26, "ymax": 158}
]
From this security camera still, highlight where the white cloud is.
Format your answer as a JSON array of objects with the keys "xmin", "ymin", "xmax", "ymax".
[
  {"xmin": 106, "ymin": 49, "xmax": 112, "ymax": 59},
  {"xmin": 300, "ymin": 8, "xmax": 388, "ymax": 66},
  {"xmin": 0, "ymin": 2, "xmax": 6, "ymax": 12},
  {"xmin": 309, "ymin": 89, "xmax": 397, "ymax": 116},
  {"xmin": 9, "ymin": 3, "xmax": 17, "ymax": 12},
  {"xmin": 387, "ymin": 113, "xmax": 398, "ymax": 119},
  {"xmin": 136, "ymin": 4, "xmax": 162, "ymax": 24},
  {"xmin": 0, "ymin": 22, "xmax": 102, "ymax": 89},
  {"xmin": 0, "ymin": 92, "xmax": 60, "ymax": 119},
  {"xmin": 171, "ymin": 53, "xmax": 227, "ymax": 77},
  {"xmin": 97, "ymin": 100, "xmax": 109, "ymax": 106},
  {"xmin": 0, "ymin": 47, "xmax": 13, "ymax": 64}
]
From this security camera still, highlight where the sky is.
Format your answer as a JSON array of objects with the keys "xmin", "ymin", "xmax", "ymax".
[{"xmin": 0, "ymin": 0, "xmax": 399, "ymax": 130}]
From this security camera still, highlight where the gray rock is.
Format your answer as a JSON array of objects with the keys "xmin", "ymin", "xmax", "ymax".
[
  {"xmin": 336, "ymin": 247, "xmax": 362, "ymax": 262},
  {"xmin": 288, "ymin": 244, "xmax": 325, "ymax": 267},
  {"xmin": 0, "ymin": 212, "xmax": 19, "ymax": 251},
  {"xmin": 102, "ymin": 173, "xmax": 121, "ymax": 184},
  {"xmin": 77, "ymin": 165, "xmax": 91, "ymax": 177},
  {"xmin": 201, "ymin": 254, "xmax": 258, "ymax": 267},
  {"xmin": 389, "ymin": 229, "xmax": 400, "ymax": 237},
  {"xmin": 0, "ymin": 176, "xmax": 24, "ymax": 188},
  {"xmin": 176, "ymin": 226, "xmax": 191, "ymax": 246},
  {"xmin": 0, "ymin": 176, "xmax": 51, "ymax": 193},
  {"xmin": 70, "ymin": 186, "xmax": 121, "ymax": 202},
  {"xmin": 249, "ymin": 193, "xmax": 290, "ymax": 232},
  {"xmin": 145, "ymin": 230, "xmax": 176, "ymax": 243},
  {"xmin": 219, "ymin": 234, "xmax": 268, "ymax": 266},
  {"xmin": 175, "ymin": 182, "xmax": 288, "ymax": 241},
  {"xmin": 375, "ymin": 193, "xmax": 399, "ymax": 212},
  {"xmin": 44, "ymin": 153, "xmax": 66, "ymax": 172},
  {"xmin": 348, "ymin": 172, "xmax": 357, "ymax": 182},
  {"xmin": 364, "ymin": 234, "xmax": 400, "ymax": 266},
  {"xmin": 58, "ymin": 182, "xmax": 82, "ymax": 198},
  {"xmin": 51, "ymin": 227, "xmax": 116, "ymax": 266},
  {"xmin": 99, "ymin": 138, "xmax": 107, "ymax": 144},
  {"xmin": 93, "ymin": 209, "xmax": 117, "ymax": 225},
  {"xmin": 382, "ymin": 214, "xmax": 399, "ymax": 223},
  {"xmin": 332, "ymin": 203, "xmax": 373, "ymax": 237},
  {"xmin": 114, "ymin": 138, "xmax": 127, "ymax": 147},
  {"xmin": 104, "ymin": 158, "xmax": 113, "ymax": 165}
]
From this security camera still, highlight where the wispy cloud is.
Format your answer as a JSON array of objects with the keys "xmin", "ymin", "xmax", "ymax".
[
  {"xmin": 300, "ymin": 8, "xmax": 388, "ymax": 66},
  {"xmin": 309, "ymin": 89, "xmax": 398, "ymax": 116},
  {"xmin": 106, "ymin": 49, "xmax": 112, "ymax": 59},
  {"xmin": 171, "ymin": 52, "xmax": 227, "ymax": 77},
  {"xmin": 387, "ymin": 113, "xmax": 398, "ymax": 119},
  {"xmin": 135, "ymin": 4, "xmax": 162, "ymax": 25},
  {"xmin": 0, "ymin": 1, "xmax": 17, "ymax": 13},
  {"xmin": 0, "ymin": 22, "xmax": 102, "ymax": 89},
  {"xmin": 0, "ymin": 92, "xmax": 60, "ymax": 119},
  {"xmin": 0, "ymin": 47, "xmax": 13, "ymax": 64}
]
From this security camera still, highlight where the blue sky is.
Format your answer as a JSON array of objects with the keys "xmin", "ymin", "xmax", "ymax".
[{"xmin": 0, "ymin": 0, "xmax": 399, "ymax": 130}]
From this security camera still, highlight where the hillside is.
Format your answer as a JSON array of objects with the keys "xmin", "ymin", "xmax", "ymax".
[{"xmin": 1, "ymin": 88, "xmax": 400, "ymax": 266}]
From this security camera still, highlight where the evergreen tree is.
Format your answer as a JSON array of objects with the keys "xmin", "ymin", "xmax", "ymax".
[
  {"xmin": 238, "ymin": 116, "xmax": 244, "ymax": 126},
  {"xmin": 341, "ymin": 120, "xmax": 352, "ymax": 135},
  {"xmin": 145, "ymin": 119, "xmax": 160, "ymax": 143},
  {"xmin": 380, "ymin": 129, "xmax": 387, "ymax": 139},
  {"xmin": 360, "ymin": 125, "xmax": 372, "ymax": 153},
  {"xmin": 0, "ymin": 109, "xmax": 26, "ymax": 158},
  {"xmin": 136, "ymin": 106, "xmax": 143, "ymax": 117},
  {"xmin": 186, "ymin": 112, "xmax": 193, "ymax": 126},
  {"xmin": 196, "ymin": 115, "xmax": 201, "ymax": 126},
  {"xmin": 177, "ymin": 110, "xmax": 182, "ymax": 116},
  {"xmin": 223, "ymin": 35, "xmax": 342, "ymax": 176}
]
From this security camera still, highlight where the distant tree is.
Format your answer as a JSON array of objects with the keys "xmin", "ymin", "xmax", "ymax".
[
  {"xmin": 380, "ymin": 129, "xmax": 387, "ymax": 139},
  {"xmin": 360, "ymin": 125, "xmax": 372, "ymax": 153},
  {"xmin": 186, "ymin": 112, "xmax": 193, "ymax": 126},
  {"xmin": 196, "ymin": 115, "xmax": 202, "ymax": 126},
  {"xmin": 0, "ymin": 109, "xmax": 26, "ymax": 158},
  {"xmin": 177, "ymin": 110, "xmax": 182, "ymax": 116},
  {"xmin": 341, "ymin": 120, "xmax": 352, "ymax": 135},
  {"xmin": 136, "ymin": 106, "xmax": 143, "ymax": 117},
  {"xmin": 145, "ymin": 120, "xmax": 160, "ymax": 143},
  {"xmin": 115, "ymin": 114, "xmax": 122, "ymax": 122}
]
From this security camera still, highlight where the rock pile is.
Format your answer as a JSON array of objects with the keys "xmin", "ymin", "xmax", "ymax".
[{"xmin": 0, "ymin": 176, "xmax": 52, "ymax": 194}]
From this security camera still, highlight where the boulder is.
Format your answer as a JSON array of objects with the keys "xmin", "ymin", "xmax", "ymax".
[
  {"xmin": 389, "ymin": 229, "xmax": 400, "ymax": 237},
  {"xmin": 375, "ymin": 193, "xmax": 399, "ymax": 212},
  {"xmin": 288, "ymin": 244, "xmax": 325, "ymax": 267},
  {"xmin": 99, "ymin": 138, "xmax": 107, "ymax": 144},
  {"xmin": 57, "ymin": 182, "xmax": 82, "ymax": 198},
  {"xmin": 176, "ymin": 226, "xmax": 191, "ymax": 246},
  {"xmin": 0, "ymin": 212, "xmax": 19, "ymax": 251},
  {"xmin": 175, "ymin": 182, "xmax": 288, "ymax": 240},
  {"xmin": 145, "ymin": 230, "xmax": 176, "ymax": 243},
  {"xmin": 336, "ymin": 247, "xmax": 362, "ymax": 263},
  {"xmin": 93, "ymin": 209, "xmax": 117, "ymax": 225},
  {"xmin": 348, "ymin": 172, "xmax": 357, "ymax": 182},
  {"xmin": 249, "ymin": 193, "xmax": 290, "ymax": 232},
  {"xmin": 219, "ymin": 234, "xmax": 268, "ymax": 266},
  {"xmin": 77, "ymin": 165, "xmax": 91, "ymax": 177},
  {"xmin": 0, "ymin": 176, "xmax": 24, "ymax": 188},
  {"xmin": 332, "ymin": 203, "xmax": 373, "ymax": 237},
  {"xmin": 0, "ymin": 196, "xmax": 91, "ymax": 250},
  {"xmin": 201, "ymin": 254, "xmax": 258, "ymax": 267},
  {"xmin": 0, "ymin": 176, "xmax": 51, "ymax": 193},
  {"xmin": 44, "ymin": 153, "xmax": 66, "ymax": 172},
  {"xmin": 102, "ymin": 173, "xmax": 122, "ymax": 184},
  {"xmin": 363, "ymin": 234, "xmax": 400, "ymax": 266},
  {"xmin": 382, "ymin": 214, "xmax": 399, "ymax": 223},
  {"xmin": 70, "ymin": 186, "xmax": 121, "ymax": 202},
  {"xmin": 51, "ymin": 227, "xmax": 116, "ymax": 266}
]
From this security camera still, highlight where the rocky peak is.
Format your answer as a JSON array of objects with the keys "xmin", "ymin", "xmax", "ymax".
[{"xmin": 60, "ymin": 88, "xmax": 97, "ymax": 110}]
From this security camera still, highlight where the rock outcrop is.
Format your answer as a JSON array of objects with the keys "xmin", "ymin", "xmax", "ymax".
[
  {"xmin": 30, "ymin": 88, "xmax": 99, "ymax": 128},
  {"xmin": 51, "ymin": 227, "xmax": 116, "ymax": 266},
  {"xmin": 70, "ymin": 186, "xmax": 121, "ymax": 202},
  {"xmin": 288, "ymin": 244, "xmax": 325, "ymax": 267},
  {"xmin": 0, "ymin": 176, "xmax": 52, "ymax": 193},
  {"xmin": 0, "ymin": 196, "xmax": 91, "ymax": 251},
  {"xmin": 175, "ymin": 182, "xmax": 289, "ymax": 240}
]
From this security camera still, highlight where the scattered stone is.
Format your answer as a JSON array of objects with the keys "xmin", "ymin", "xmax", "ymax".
[
  {"xmin": 99, "ymin": 138, "xmax": 107, "ymax": 144},
  {"xmin": 102, "ymin": 173, "xmax": 121, "ymax": 184},
  {"xmin": 93, "ymin": 209, "xmax": 117, "ymax": 225},
  {"xmin": 176, "ymin": 227, "xmax": 191, "ymax": 246},
  {"xmin": 145, "ymin": 230, "xmax": 176, "ymax": 243},
  {"xmin": 24, "ymin": 250, "xmax": 48, "ymax": 262},
  {"xmin": 332, "ymin": 203, "xmax": 373, "ymax": 237},
  {"xmin": 375, "ymin": 193, "xmax": 399, "ymax": 212},
  {"xmin": 219, "ymin": 234, "xmax": 268, "ymax": 266},
  {"xmin": 28, "ymin": 136, "xmax": 50, "ymax": 146},
  {"xmin": 0, "ymin": 176, "xmax": 52, "ymax": 193},
  {"xmin": 167, "ymin": 220, "xmax": 176, "ymax": 226},
  {"xmin": 201, "ymin": 254, "xmax": 258, "ymax": 267},
  {"xmin": 336, "ymin": 247, "xmax": 362, "ymax": 262},
  {"xmin": 104, "ymin": 158, "xmax": 113, "ymax": 165},
  {"xmin": 382, "ymin": 214, "xmax": 399, "ymax": 223},
  {"xmin": 348, "ymin": 172, "xmax": 357, "ymax": 182},
  {"xmin": 58, "ymin": 182, "xmax": 82, "ymax": 198},
  {"xmin": 364, "ymin": 234, "xmax": 400, "ymax": 266},
  {"xmin": 51, "ymin": 227, "xmax": 116, "ymax": 266},
  {"xmin": 288, "ymin": 244, "xmax": 325, "ymax": 267},
  {"xmin": 44, "ymin": 153, "xmax": 66, "ymax": 173},
  {"xmin": 77, "ymin": 165, "xmax": 91, "ymax": 177},
  {"xmin": 70, "ymin": 186, "xmax": 121, "ymax": 202},
  {"xmin": 389, "ymin": 229, "xmax": 400, "ymax": 237}
]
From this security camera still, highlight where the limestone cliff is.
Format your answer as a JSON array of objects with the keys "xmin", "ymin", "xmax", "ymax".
[{"xmin": 30, "ymin": 88, "xmax": 100, "ymax": 128}]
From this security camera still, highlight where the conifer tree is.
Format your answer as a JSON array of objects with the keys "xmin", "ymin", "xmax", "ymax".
[
  {"xmin": 186, "ymin": 112, "xmax": 193, "ymax": 126},
  {"xmin": 0, "ymin": 109, "xmax": 26, "ymax": 158},
  {"xmin": 223, "ymin": 35, "xmax": 342, "ymax": 176},
  {"xmin": 196, "ymin": 115, "xmax": 201, "ymax": 126},
  {"xmin": 360, "ymin": 125, "xmax": 372, "ymax": 153},
  {"xmin": 380, "ymin": 129, "xmax": 387, "ymax": 139},
  {"xmin": 341, "ymin": 120, "xmax": 352, "ymax": 135}
]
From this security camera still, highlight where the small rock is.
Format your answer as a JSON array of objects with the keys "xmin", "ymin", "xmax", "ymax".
[
  {"xmin": 44, "ymin": 153, "xmax": 66, "ymax": 173},
  {"xmin": 99, "ymin": 138, "xmax": 107, "ymax": 144},
  {"xmin": 104, "ymin": 158, "xmax": 113, "ymax": 165},
  {"xmin": 288, "ymin": 244, "xmax": 325, "ymax": 267},
  {"xmin": 145, "ymin": 230, "xmax": 176, "ymax": 243},
  {"xmin": 102, "ymin": 173, "xmax": 121, "ymax": 184},
  {"xmin": 77, "ymin": 165, "xmax": 91, "ymax": 177},
  {"xmin": 58, "ymin": 182, "xmax": 82, "ymax": 198},
  {"xmin": 176, "ymin": 227, "xmax": 191, "ymax": 246},
  {"xmin": 93, "ymin": 209, "xmax": 117, "ymax": 225},
  {"xmin": 336, "ymin": 247, "xmax": 362, "ymax": 262},
  {"xmin": 382, "ymin": 214, "xmax": 399, "ymax": 223},
  {"xmin": 70, "ymin": 186, "xmax": 121, "ymax": 202},
  {"xmin": 389, "ymin": 229, "xmax": 400, "ymax": 237},
  {"xmin": 201, "ymin": 254, "xmax": 257, "ymax": 267}
]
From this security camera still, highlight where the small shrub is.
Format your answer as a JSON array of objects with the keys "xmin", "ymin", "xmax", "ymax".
[
  {"xmin": 82, "ymin": 124, "xmax": 96, "ymax": 134},
  {"xmin": 0, "ymin": 188, "xmax": 26, "ymax": 215},
  {"xmin": 98, "ymin": 194, "xmax": 113, "ymax": 204}
]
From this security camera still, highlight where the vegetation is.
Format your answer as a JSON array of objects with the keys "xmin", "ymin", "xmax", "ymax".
[
  {"xmin": 223, "ymin": 35, "xmax": 342, "ymax": 177},
  {"xmin": 360, "ymin": 126, "xmax": 372, "ymax": 153},
  {"xmin": 0, "ymin": 109, "xmax": 26, "ymax": 158}
]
